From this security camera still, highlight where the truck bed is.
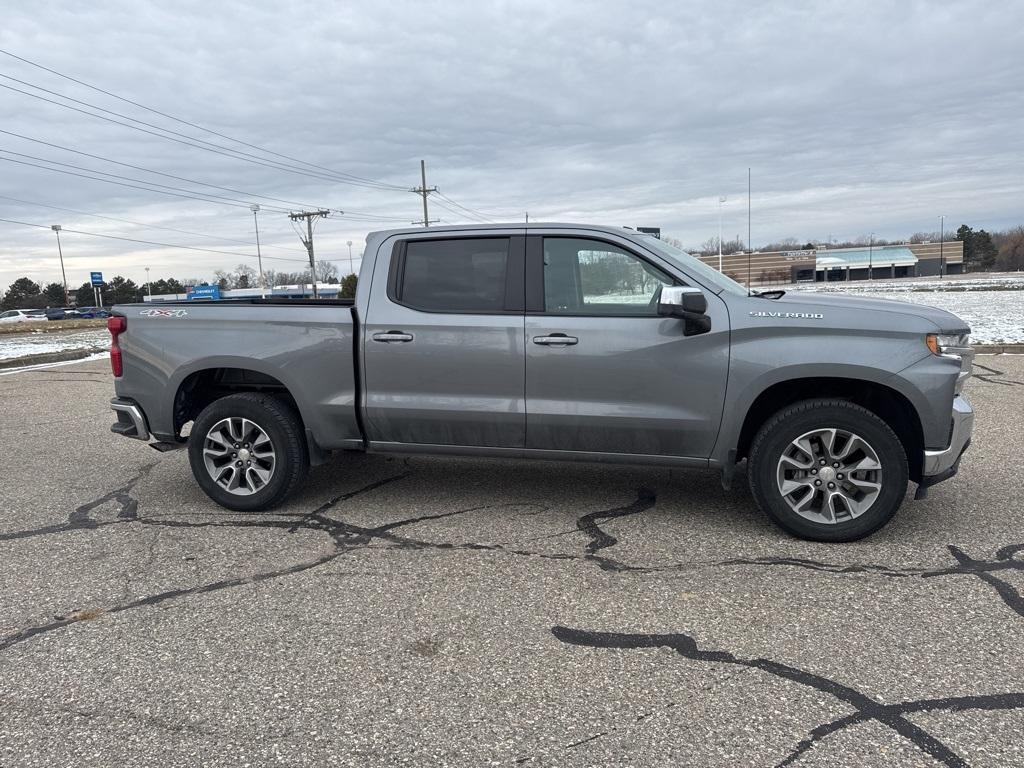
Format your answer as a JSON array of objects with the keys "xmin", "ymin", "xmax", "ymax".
[{"xmin": 113, "ymin": 301, "xmax": 362, "ymax": 453}]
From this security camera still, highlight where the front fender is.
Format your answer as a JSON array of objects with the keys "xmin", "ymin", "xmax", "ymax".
[{"xmin": 711, "ymin": 322, "xmax": 949, "ymax": 465}]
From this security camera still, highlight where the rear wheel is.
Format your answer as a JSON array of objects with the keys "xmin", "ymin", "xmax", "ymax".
[
  {"xmin": 188, "ymin": 392, "xmax": 308, "ymax": 511},
  {"xmin": 748, "ymin": 399, "xmax": 909, "ymax": 542}
]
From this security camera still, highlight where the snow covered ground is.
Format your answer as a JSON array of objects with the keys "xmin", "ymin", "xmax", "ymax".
[
  {"xmin": 0, "ymin": 329, "xmax": 108, "ymax": 361},
  {"xmin": 789, "ymin": 274, "xmax": 1024, "ymax": 294},
  {"xmin": 787, "ymin": 275, "xmax": 1023, "ymax": 344}
]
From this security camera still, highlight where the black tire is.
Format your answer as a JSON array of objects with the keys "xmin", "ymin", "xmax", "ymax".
[
  {"xmin": 187, "ymin": 392, "xmax": 309, "ymax": 511},
  {"xmin": 748, "ymin": 398, "xmax": 909, "ymax": 542}
]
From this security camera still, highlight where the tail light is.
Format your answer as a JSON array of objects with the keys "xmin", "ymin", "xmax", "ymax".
[{"xmin": 107, "ymin": 316, "xmax": 126, "ymax": 377}]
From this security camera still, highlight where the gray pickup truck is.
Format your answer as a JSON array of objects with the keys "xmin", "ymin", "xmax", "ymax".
[{"xmin": 108, "ymin": 224, "xmax": 974, "ymax": 542}]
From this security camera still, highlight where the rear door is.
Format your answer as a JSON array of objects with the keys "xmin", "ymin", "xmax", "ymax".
[
  {"xmin": 362, "ymin": 233, "xmax": 527, "ymax": 447},
  {"xmin": 524, "ymin": 233, "xmax": 729, "ymax": 458}
]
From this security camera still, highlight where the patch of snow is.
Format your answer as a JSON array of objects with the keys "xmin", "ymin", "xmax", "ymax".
[
  {"xmin": 788, "ymin": 288, "xmax": 1023, "ymax": 344},
  {"xmin": 0, "ymin": 330, "xmax": 108, "ymax": 361}
]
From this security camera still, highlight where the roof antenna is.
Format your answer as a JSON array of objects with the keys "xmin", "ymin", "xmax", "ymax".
[{"xmin": 747, "ymin": 167, "xmax": 752, "ymax": 296}]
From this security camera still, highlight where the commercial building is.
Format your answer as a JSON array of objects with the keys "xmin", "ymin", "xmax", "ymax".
[{"xmin": 697, "ymin": 241, "xmax": 963, "ymax": 286}]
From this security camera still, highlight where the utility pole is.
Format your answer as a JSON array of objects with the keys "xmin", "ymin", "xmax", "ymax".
[
  {"xmin": 252, "ymin": 205, "xmax": 266, "ymax": 298},
  {"xmin": 939, "ymin": 215, "xmax": 945, "ymax": 279},
  {"xmin": 145, "ymin": 266, "xmax": 151, "ymax": 298},
  {"xmin": 718, "ymin": 196, "xmax": 726, "ymax": 272},
  {"xmin": 51, "ymin": 225, "xmax": 68, "ymax": 305},
  {"xmin": 411, "ymin": 159, "xmax": 438, "ymax": 227},
  {"xmin": 346, "ymin": 240, "xmax": 354, "ymax": 276},
  {"xmin": 868, "ymin": 232, "xmax": 874, "ymax": 280},
  {"xmin": 288, "ymin": 209, "xmax": 331, "ymax": 298}
]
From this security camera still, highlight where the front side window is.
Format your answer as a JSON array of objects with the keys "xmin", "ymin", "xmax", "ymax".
[
  {"xmin": 543, "ymin": 237, "xmax": 673, "ymax": 315},
  {"xmin": 396, "ymin": 237, "xmax": 509, "ymax": 312}
]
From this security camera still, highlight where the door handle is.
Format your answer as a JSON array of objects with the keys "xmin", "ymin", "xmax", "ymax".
[
  {"xmin": 533, "ymin": 334, "xmax": 578, "ymax": 346},
  {"xmin": 372, "ymin": 331, "xmax": 414, "ymax": 343}
]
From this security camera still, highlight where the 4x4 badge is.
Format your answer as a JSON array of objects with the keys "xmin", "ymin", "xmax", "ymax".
[{"xmin": 139, "ymin": 308, "xmax": 187, "ymax": 317}]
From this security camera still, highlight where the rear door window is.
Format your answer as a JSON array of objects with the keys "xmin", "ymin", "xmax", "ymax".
[{"xmin": 394, "ymin": 238, "xmax": 511, "ymax": 313}]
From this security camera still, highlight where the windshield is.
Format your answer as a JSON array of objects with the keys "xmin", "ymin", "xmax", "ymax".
[{"xmin": 635, "ymin": 235, "xmax": 749, "ymax": 296}]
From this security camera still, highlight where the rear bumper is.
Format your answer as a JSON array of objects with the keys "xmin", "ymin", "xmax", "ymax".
[
  {"xmin": 110, "ymin": 397, "xmax": 151, "ymax": 441},
  {"xmin": 920, "ymin": 393, "xmax": 974, "ymax": 486}
]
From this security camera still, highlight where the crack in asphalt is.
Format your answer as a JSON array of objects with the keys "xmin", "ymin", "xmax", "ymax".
[
  {"xmin": 923, "ymin": 544, "xmax": 1024, "ymax": 618},
  {"xmin": 0, "ymin": 473, "xmax": 411, "ymax": 652},
  {"xmin": 718, "ymin": 546, "xmax": 1024, "ymax": 620},
  {"xmin": 0, "ymin": 483, "xmax": 658, "ymax": 652},
  {"xmin": 550, "ymin": 625, "xmax": 1024, "ymax": 768},
  {"xmin": 0, "ymin": 461, "xmax": 158, "ymax": 542},
  {"xmin": 3, "ymin": 465, "xmax": 1023, "ymax": 765},
  {"xmin": 576, "ymin": 487, "xmax": 657, "ymax": 571}
]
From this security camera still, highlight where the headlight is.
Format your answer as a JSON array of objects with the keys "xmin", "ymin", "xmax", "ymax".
[
  {"xmin": 926, "ymin": 333, "xmax": 970, "ymax": 356},
  {"xmin": 926, "ymin": 333, "xmax": 974, "ymax": 394}
]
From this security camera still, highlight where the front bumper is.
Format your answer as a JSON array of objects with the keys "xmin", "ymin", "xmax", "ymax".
[
  {"xmin": 111, "ymin": 397, "xmax": 150, "ymax": 441},
  {"xmin": 920, "ymin": 393, "xmax": 974, "ymax": 487}
]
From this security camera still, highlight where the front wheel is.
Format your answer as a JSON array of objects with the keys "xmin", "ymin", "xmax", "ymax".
[
  {"xmin": 188, "ymin": 392, "xmax": 309, "ymax": 511},
  {"xmin": 748, "ymin": 399, "xmax": 909, "ymax": 542}
]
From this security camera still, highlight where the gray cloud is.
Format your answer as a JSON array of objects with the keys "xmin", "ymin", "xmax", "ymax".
[{"xmin": 1, "ymin": 0, "xmax": 1022, "ymax": 290}]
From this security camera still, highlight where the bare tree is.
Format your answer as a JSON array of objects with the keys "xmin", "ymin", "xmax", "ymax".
[
  {"xmin": 315, "ymin": 261, "xmax": 339, "ymax": 284},
  {"xmin": 995, "ymin": 226, "xmax": 1024, "ymax": 271}
]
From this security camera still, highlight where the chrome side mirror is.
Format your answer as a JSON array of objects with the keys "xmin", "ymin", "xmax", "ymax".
[{"xmin": 658, "ymin": 286, "xmax": 711, "ymax": 336}]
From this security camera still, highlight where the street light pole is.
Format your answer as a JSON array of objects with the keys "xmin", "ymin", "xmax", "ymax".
[
  {"xmin": 347, "ymin": 240, "xmax": 354, "ymax": 276},
  {"xmin": 251, "ymin": 204, "xmax": 266, "ymax": 298},
  {"xmin": 868, "ymin": 232, "xmax": 874, "ymax": 280},
  {"xmin": 145, "ymin": 266, "xmax": 152, "ymax": 299},
  {"xmin": 939, "ymin": 215, "xmax": 945, "ymax": 279},
  {"xmin": 717, "ymin": 196, "xmax": 726, "ymax": 272},
  {"xmin": 51, "ymin": 225, "xmax": 68, "ymax": 305}
]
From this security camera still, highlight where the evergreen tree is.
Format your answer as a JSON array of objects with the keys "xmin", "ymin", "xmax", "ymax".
[
  {"xmin": 973, "ymin": 230, "xmax": 998, "ymax": 271},
  {"xmin": 43, "ymin": 282, "xmax": 67, "ymax": 306},
  {"xmin": 1, "ymin": 277, "xmax": 42, "ymax": 310}
]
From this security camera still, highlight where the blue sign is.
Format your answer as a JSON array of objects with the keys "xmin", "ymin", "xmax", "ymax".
[
  {"xmin": 187, "ymin": 284, "xmax": 221, "ymax": 301},
  {"xmin": 90, "ymin": 272, "xmax": 103, "ymax": 286}
]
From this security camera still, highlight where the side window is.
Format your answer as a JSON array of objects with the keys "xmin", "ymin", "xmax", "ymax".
[
  {"xmin": 395, "ymin": 238, "xmax": 510, "ymax": 313},
  {"xmin": 543, "ymin": 237, "xmax": 673, "ymax": 315}
]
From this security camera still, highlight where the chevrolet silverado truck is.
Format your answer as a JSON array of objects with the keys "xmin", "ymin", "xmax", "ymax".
[{"xmin": 108, "ymin": 224, "xmax": 974, "ymax": 542}]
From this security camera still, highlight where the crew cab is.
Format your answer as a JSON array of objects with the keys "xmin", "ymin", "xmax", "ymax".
[{"xmin": 108, "ymin": 224, "xmax": 975, "ymax": 541}]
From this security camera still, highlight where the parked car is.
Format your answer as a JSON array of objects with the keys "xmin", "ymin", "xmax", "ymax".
[
  {"xmin": 0, "ymin": 309, "xmax": 47, "ymax": 323},
  {"xmin": 44, "ymin": 307, "xmax": 80, "ymax": 321},
  {"xmin": 75, "ymin": 306, "xmax": 110, "ymax": 319},
  {"xmin": 107, "ymin": 223, "xmax": 975, "ymax": 542}
]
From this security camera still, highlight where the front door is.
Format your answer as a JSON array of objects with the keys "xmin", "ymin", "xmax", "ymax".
[
  {"xmin": 363, "ymin": 234, "xmax": 526, "ymax": 447},
  {"xmin": 525, "ymin": 235, "xmax": 729, "ymax": 458}
]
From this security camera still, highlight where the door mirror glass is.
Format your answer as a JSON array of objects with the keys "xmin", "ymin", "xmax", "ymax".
[{"xmin": 658, "ymin": 286, "xmax": 711, "ymax": 336}]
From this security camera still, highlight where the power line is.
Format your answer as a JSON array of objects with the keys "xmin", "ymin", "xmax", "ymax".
[
  {"xmin": 0, "ymin": 194, "xmax": 308, "ymax": 254},
  {"xmin": 0, "ymin": 216, "xmax": 309, "ymax": 263},
  {"xmin": 0, "ymin": 128, "xmax": 333, "ymax": 211},
  {"xmin": 0, "ymin": 153, "xmax": 289, "ymax": 211},
  {"xmin": 434, "ymin": 191, "xmax": 497, "ymax": 222},
  {"xmin": 0, "ymin": 78, "xmax": 405, "ymax": 192},
  {"xmin": 431, "ymin": 197, "xmax": 492, "ymax": 223},
  {"xmin": 0, "ymin": 48, "xmax": 409, "ymax": 191}
]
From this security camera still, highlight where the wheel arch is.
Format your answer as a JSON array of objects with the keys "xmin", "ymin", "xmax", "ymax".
[{"xmin": 734, "ymin": 377, "xmax": 924, "ymax": 483}]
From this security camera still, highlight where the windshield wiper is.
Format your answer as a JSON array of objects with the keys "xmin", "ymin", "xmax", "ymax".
[{"xmin": 756, "ymin": 289, "xmax": 786, "ymax": 299}]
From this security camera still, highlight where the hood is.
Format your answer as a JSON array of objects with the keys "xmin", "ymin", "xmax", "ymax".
[{"xmin": 760, "ymin": 291, "xmax": 970, "ymax": 333}]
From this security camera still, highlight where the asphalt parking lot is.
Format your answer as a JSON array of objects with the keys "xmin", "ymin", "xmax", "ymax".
[{"xmin": 1, "ymin": 357, "xmax": 1022, "ymax": 767}]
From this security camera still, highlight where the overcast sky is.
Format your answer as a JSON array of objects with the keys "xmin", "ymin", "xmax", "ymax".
[{"xmin": 1, "ymin": 0, "xmax": 1022, "ymax": 293}]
